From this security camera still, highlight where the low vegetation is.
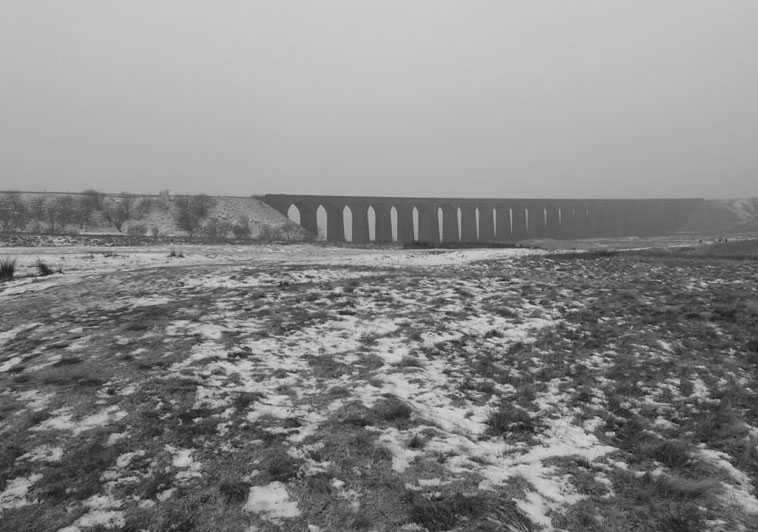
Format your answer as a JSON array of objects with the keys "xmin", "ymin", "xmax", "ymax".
[
  {"xmin": 0, "ymin": 256, "xmax": 15, "ymax": 281},
  {"xmin": 0, "ymin": 244, "xmax": 757, "ymax": 531},
  {"xmin": 35, "ymin": 259, "xmax": 62, "ymax": 276}
]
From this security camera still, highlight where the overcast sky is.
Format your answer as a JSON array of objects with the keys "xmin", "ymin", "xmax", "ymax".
[{"xmin": 1, "ymin": 1, "xmax": 756, "ymax": 199}]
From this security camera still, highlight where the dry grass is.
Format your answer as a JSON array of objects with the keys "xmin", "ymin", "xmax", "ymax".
[
  {"xmin": 0, "ymin": 256, "xmax": 15, "ymax": 281},
  {"xmin": 1, "ymin": 245, "xmax": 757, "ymax": 531}
]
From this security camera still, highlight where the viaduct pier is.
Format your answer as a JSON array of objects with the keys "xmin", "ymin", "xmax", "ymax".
[{"xmin": 261, "ymin": 194, "xmax": 703, "ymax": 244}]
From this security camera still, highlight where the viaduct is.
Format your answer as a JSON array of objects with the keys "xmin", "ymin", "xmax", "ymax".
[{"xmin": 260, "ymin": 194, "xmax": 703, "ymax": 244}]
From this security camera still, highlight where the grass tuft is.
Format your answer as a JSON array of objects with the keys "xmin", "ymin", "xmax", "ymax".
[
  {"xmin": 373, "ymin": 396, "xmax": 413, "ymax": 425},
  {"xmin": 404, "ymin": 491, "xmax": 535, "ymax": 532},
  {"xmin": 263, "ymin": 448, "xmax": 301, "ymax": 482},
  {"xmin": 218, "ymin": 477, "xmax": 249, "ymax": 504},
  {"xmin": 641, "ymin": 439, "xmax": 692, "ymax": 468},
  {"xmin": 0, "ymin": 256, "xmax": 16, "ymax": 281},
  {"xmin": 35, "ymin": 259, "xmax": 62, "ymax": 276},
  {"xmin": 233, "ymin": 391, "xmax": 264, "ymax": 410},
  {"xmin": 396, "ymin": 355, "xmax": 424, "ymax": 369},
  {"xmin": 642, "ymin": 472, "xmax": 721, "ymax": 501},
  {"xmin": 486, "ymin": 403, "xmax": 536, "ymax": 437},
  {"xmin": 407, "ymin": 433, "xmax": 427, "ymax": 449}
]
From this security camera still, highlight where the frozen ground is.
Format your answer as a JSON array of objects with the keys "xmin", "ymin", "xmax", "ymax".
[{"xmin": 1, "ymin": 243, "xmax": 757, "ymax": 531}]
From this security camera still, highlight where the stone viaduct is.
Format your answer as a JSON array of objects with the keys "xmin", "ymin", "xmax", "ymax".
[{"xmin": 260, "ymin": 194, "xmax": 703, "ymax": 244}]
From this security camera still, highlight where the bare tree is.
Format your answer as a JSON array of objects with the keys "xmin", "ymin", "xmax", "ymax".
[
  {"xmin": 26, "ymin": 194, "xmax": 46, "ymax": 226},
  {"xmin": 0, "ymin": 192, "xmax": 28, "ymax": 232},
  {"xmin": 103, "ymin": 195, "xmax": 132, "ymax": 232},
  {"xmin": 77, "ymin": 189, "xmax": 104, "ymax": 227},
  {"xmin": 119, "ymin": 193, "xmax": 135, "ymax": 219},
  {"xmin": 173, "ymin": 195, "xmax": 215, "ymax": 238},
  {"xmin": 55, "ymin": 195, "xmax": 75, "ymax": 229},
  {"xmin": 43, "ymin": 196, "xmax": 60, "ymax": 232}
]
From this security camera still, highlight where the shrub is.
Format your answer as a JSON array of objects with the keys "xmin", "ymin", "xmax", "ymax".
[
  {"xmin": 173, "ymin": 194, "xmax": 214, "ymax": 237},
  {"xmin": 258, "ymin": 224, "xmax": 284, "ymax": 242},
  {"xmin": 0, "ymin": 257, "xmax": 16, "ymax": 281},
  {"xmin": 373, "ymin": 396, "xmax": 413, "ymax": 425},
  {"xmin": 126, "ymin": 223, "xmax": 148, "ymax": 236},
  {"xmin": 640, "ymin": 439, "xmax": 692, "ymax": 468},
  {"xmin": 218, "ymin": 478, "xmax": 249, "ymax": 504},
  {"xmin": 200, "ymin": 216, "xmax": 232, "ymax": 238},
  {"xmin": 486, "ymin": 403, "xmax": 536, "ymax": 436},
  {"xmin": 396, "ymin": 355, "xmax": 425, "ymax": 369},
  {"xmin": 263, "ymin": 448, "xmax": 300, "ymax": 482},
  {"xmin": 168, "ymin": 249, "xmax": 184, "ymax": 258},
  {"xmin": 231, "ymin": 216, "xmax": 251, "ymax": 239},
  {"xmin": 35, "ymin": 259, "xmax": 61, "ymax": 276}
]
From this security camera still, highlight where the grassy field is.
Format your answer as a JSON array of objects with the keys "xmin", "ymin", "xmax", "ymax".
[{"xmin": 1, "ymin": 242, "xmax": 757, "ymax": 531}]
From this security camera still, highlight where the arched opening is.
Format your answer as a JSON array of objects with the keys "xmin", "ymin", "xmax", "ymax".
[
  {"xmin": 457, "ymin": 207, "xmax": 462, "ymax": 242},
  {"xmin": 287, "ymin": 204, "xmax": 300, "ymax": 224},
  {"xmin": 437, "ymin": 207, "xmax": 444, "ymax": 242},
  {"xmin": 316, "ymin": 205, "xmax": 327, "ymax": 240},
  {"xmin": 367, "ymin": 206, "xmax": 376, "ymax": 241},
  {"xmin": 524, "ymin": 208, "xmax": 529, "ymax": 234},
  {"xmin": 390, "ymin": 206, "xmax": 398, "ymax": 242},
  {"xmin": 412, "ymin": 207, "xmax": 419, "ymax": 241},
  {"xmin": 343, "ymin": 205, "xmax": 353, "ymax": 242}
]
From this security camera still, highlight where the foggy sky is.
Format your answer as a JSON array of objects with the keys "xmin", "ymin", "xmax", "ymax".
[{"xmin": 1, "ymin": 1, "xmax": 757, "ymax": 199}]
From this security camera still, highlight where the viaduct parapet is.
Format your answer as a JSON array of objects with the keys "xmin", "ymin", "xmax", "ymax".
[{"xmin": 260, "ymin": 194, "xmax": 703, "ymax": 244}]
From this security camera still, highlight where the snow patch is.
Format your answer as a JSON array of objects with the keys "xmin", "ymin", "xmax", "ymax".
[
  {"xmin": 244, "ymin": 482, "xmax": 301, "ymax": 520},
  {"xmin": 0, "ymin": 474, "xmax": 42, "ymax": 513},
  {"xmin": 19, "ymin": 445, "xmax": 63, "ymax": 463}
]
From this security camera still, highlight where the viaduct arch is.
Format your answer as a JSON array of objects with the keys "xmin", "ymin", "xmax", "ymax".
[{"xmin": 261, "ymin": 194, "xmax": 703, "ymax": 244}]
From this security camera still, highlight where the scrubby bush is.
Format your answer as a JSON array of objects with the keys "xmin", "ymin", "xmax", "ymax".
[
  {"xmin": 231, "ymin": 216, "xmax": 251, "ymax": 239},
  {"xmin": 486, "ymin": 403, "xmax": 536, "ymax": 436},
  {"xmin": 219, "ymin": 478, "xmax": 249, "ymax": 504},
  {"xmin": 36, "ymin": 259, "xmax": 62, "ymax": 276},
  {"xmin": 174, "ymin": 194, "xmax": 215, "ymax": 237},
  {"xmin": 201, "ymin": 217, "xmax": 233, "ymax": 238},
  {"xmin": 257, "ymin": 224, "xmax": 284, "ymax": 242},
  {"xmin": 126, "ymin": 223, "xmax": 148, "ymax": 236},
  {"xmin": 0, "ymin": 257, "xmax": 16, "ymax": 281}
]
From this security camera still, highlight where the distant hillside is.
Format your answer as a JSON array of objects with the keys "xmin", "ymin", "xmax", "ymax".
[
  {"xmin": 0, "ymin": 191, "xmax": 310, "ymax": 241},
  {"xmin": 680, "ymin": 198, "xmax": 758, "ymax": 234}
]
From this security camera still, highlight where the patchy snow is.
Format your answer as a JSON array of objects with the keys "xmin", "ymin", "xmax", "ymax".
[
  {"xmin": 3, "ymin": 242, "xmax": 757, "ymax": 530},
  {"xmin": 342, "ymin": 248, "xmax": 544, "ymax": 268},
  {"xmin": 0, "ymin": 323, "xmax": 40, "ymax": 345},
  {"xmin": 14, "ymin": 389, "xmax": 54, "ymax": 410},
  {"xmin": 106, "ymin": 432, "xmax": 128, "ymax": 446},
  {"xmin": 70, "ymin": 494, "xmax": 125, "ymax": 529},
  {"xmin": 696, "ymin": 447, "xmax": 758, "ymax": 515},
  {"xmin": 169, "ymin": 447, "xmax": 194, "ymax": 468},
  {"xmin": 31, "ymin": 405, "xmax": 127, "ymax": 435},
  {"xmin": 165, "ymin": 446, "xmax": 203, "ymax": 481},
  {"xmin": 0, "ymin": 356, "xmax": 23, "ymax": 372},
  {"xmin": 19, "ymin": 445, "xmax": 63, "ymax": 463},
  {"xmin": 0, "ymin": 474, "xmax": 42, "ymax": 513},
  {"xmin": 376, "ymin": 428, "xmax": 425, "ymax": 472},
  {"xmin": 244, "ymin": 481, "xmax": 301, "ymax": 520},
  {"xmin": 131, "ymin": 296, "xmax": 172, "ymax": 307},
  {"xmin": 690, "ymin": 378, "xmax": 712, "ymax": 400}
]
